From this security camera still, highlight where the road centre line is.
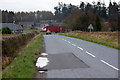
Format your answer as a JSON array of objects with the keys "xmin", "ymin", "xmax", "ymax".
[
  {"xmin": 72, "ymin": 44, "xmax": 76, "ymax": 46},
  {"xmin": 67, "ymin": 41, "xmax": 71, "ymax": 43},
  {"xmin": 62, "ymin": 39, "xmax": 84, "ymax": 50},
  {"xmin": 101, "ymin": 60, "xmax": 119, "ymax": 71},
  {"xmin": 77, "ymin": 46, "xmax": 83, "ymax": 51},
  {"xmin": 62, "ymin": 39, "xmax": 94, "ymax": 58},
  {"xmin": 64, "ymin": 39, "xmax": 67, "ymax": 41},
  {"xmin": 61, "ymin": 38, "xmax": 119, "ymax": 71},
  {"xmin": 86, "ymin": 51, "xmax": 96, "ymax": 58}
]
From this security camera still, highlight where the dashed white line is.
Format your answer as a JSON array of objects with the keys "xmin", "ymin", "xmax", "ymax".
[
  {"xmin": 64, "ymin": 40, "xmax": 67, "ymax": 41},
  {"xmin": 67, "ymin": 41, "xmax": 71, "ymax": 43},
  {"xmin": 72, "ymin": 44, "xmax": 76, "ymax": 46},
  {"xmin": 85, "ymin": 51, "xmax": 96, "ymax": 58},
  {"xmin": 101, "ymin": 60, "xmax": 119, "ymax": 71},
  {"xmin": 77, "ymin": 47, "xmax": 83, "ymax": 51},
  {"xmin": 61, "ymin": 38, "xmax": 120, "ymax": 71},
  {"xmin": 61, "ymin": 38, "xmax": 119, "ymax": 71}
]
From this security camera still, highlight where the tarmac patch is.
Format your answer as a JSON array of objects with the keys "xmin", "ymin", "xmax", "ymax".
[{"xmin": 47, "ymin": 53, "xmax": 89, "ymax": 70}]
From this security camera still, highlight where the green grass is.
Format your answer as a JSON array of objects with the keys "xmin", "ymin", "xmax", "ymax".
[
  {"xmin": 2, "ymin": 34, "xmax": 43, "ymax": 78},
  {"xmin": 60, "ymin": 33, "xmax": 120, "ymax": 50},
  {"xmin": 23, "ymin": 29, "xmax": 39, "ymax": 33}
]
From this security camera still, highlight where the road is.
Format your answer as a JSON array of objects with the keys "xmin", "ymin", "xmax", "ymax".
[{"xmin": 43, "ymin": 34, "xmax": 119, "ymax": 78}]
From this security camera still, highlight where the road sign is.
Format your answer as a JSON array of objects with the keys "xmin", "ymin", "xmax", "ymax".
[
  {"xmin": 88, "ymin": 24, "xmax": 93, "ymax": 40},
  {"xmin": 88, "ymin": 24, "xmax": 93, "ymax": 30}
]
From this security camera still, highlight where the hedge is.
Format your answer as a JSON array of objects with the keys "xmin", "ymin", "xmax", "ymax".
[{"xmin": 2, "ymin": 31, "xmax": 39, "ymax": 69}]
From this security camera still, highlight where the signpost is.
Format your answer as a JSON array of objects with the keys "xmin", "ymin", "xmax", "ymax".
[{"xmin": 88, "ymin": 24, "xmax": 93, "ymax": 40}]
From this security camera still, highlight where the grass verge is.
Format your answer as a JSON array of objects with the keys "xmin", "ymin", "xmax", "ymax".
[
  {"xmin": 23, "ymin": 29, "xmax": 39, "ymax": 33},
  {"xmin": 2, "ymin": 34, "xmax": 43, "ymax": 78},
  {"xmin": 60, "ymin": 33, "xmax": 120, "ymax": 50}
]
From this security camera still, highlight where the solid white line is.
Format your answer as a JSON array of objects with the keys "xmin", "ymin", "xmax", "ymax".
[
  {"xmin": 101, "ymin": 60, "xmax": 119, "ymax": 71},
  {"xmin": 86, "ymin": 51, "xmax": 96, "ymax": 58},
  {"xmin": 77, "ymin": 47, "xmax": 83, "ymax": 51}
]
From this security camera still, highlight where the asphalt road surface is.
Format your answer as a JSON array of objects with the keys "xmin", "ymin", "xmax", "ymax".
[{"xmin": 43, "ymin": 34, "xmax": 119, "ymax": 78}]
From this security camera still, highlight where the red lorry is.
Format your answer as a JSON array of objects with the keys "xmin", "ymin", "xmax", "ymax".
[{"xmin": 40, "ymin": 26, "xmax": 65, "ymax": 33}]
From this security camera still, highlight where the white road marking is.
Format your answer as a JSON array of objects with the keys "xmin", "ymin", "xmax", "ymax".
[
  {"xmin": 67, "ymin": 41, "xmax": 71, "ymax": 43},
  {"xmin": 62, "ymin": 39, "xmax": 68, "ymax": 42},
  {"xmin": 101, "ymin": 60, "xmax": 119, "ymax": 71},
  {"xmin": 77, "ymin": 47, "xmax": 83, "ymax": 51},
  {"xmin": 61, "ymin": 37, "xmax": 119, "ymax": 71},
  {"xmin": 72, "ymin": 44, "xmax": 76, "ymax": 46},
  {"xmin": 64, "ymin": 40, "xmax": 67, "ymax": 41},
  {"xmin": 86, "ymin": 51, "xmax": 96, "ymax": 58}
]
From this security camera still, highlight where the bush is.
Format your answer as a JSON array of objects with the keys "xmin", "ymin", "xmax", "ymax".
[{"xmin": 2, "ymin": 27, "xmax": 12, "ymax": 34}]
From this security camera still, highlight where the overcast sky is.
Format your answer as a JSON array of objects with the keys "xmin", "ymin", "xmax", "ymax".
[{"xmin": 0, "ymin": 0, "xmax": 119, "ymax": 13}]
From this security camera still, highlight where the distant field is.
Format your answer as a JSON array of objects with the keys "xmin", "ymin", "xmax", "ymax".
[
  {"xmin": 2, "ymin": 34, "xmax": 22, "ymax": 39},
  {"xmin": 0, "ymin": 29, "xmax": 39, "ymax": 36},
  {"xmin": 2, "ymin": 34, "xmax": 19, "ymax": 36},
  {"xmin": 60, "ymin": 31, "xmax": 119, "ymax": 50},
  {"xmin": 2, "ymin": 30, "xmax": 39, "ymax": 38},
  {"xmin": 23, "ymin": 29, "xmax": 39, "ymax": 33}
]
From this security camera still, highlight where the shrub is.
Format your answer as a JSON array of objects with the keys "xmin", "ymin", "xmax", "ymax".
[{"xmin": 2, "ymin": 27, "xmax": 12, "ymax": 34}]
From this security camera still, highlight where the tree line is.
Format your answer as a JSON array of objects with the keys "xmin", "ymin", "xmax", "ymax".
[
  {"xmin": 1, "ymin": 10, "xmax": 54, "ymax": 23},
  {"xmin": 54, "ymin": 1, "xmax": 120, "ymax": 31}
]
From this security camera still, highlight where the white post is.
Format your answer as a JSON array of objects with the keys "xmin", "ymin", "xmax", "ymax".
[
  {"xmin": 89, "ymin": 29, "xmax": 91, "ymax": 40},
  {"xmin": 88, "ymin": 24, "xmax": 93, "ymax": 40}
]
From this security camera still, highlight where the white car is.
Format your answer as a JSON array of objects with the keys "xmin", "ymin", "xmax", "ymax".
[{"xmin": 46, "ymin": 30, "xmax": 51, "ymax": 35}]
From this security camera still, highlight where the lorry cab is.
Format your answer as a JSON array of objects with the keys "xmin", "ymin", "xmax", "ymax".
[{"xmin": 41, "ymin": 27, "xmax": 47, "ymax": 32}]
